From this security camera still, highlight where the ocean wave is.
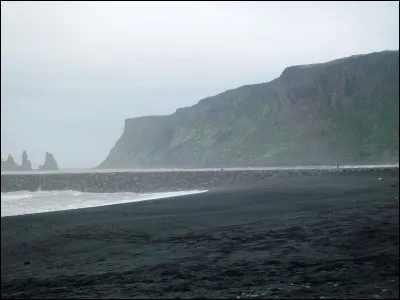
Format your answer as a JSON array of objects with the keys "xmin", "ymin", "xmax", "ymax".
[{"xmin": 1, "ymin": 190, "xmax": 207, "ymax": 217}]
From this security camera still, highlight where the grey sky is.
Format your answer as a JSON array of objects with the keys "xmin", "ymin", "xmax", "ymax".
[{"xmin": 1, "ymin": 1, "xmax": 399, "ymax": 169}]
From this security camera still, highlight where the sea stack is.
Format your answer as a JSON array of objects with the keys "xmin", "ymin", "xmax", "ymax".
[
  {"xmin": 39, "ymin": 152, "xmax": 59, "ymax": 170},
  {"xmin": 20, "ymin": 151, "xmax": 32, "ymax": 171},
  {"xmin": 1, "ymin": 155, "xmax": 20, "ymax": 171}
]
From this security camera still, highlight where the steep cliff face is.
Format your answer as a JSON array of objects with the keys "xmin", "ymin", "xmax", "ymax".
[
  {"xmin": 98, "ymin": 50, "xmax": 399, "ymax": 169},
  {"xmin": 39, "ymin": 152, "xmax": 59, "ymax": 170}
]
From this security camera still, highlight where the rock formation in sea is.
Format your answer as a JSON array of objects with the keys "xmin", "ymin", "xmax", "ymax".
[
  {"xmin": 39, "ymin": 152, "xmax": 59, "ymax": 170},
  {"xmin": 1, "ymin": 155, "xmax": 21, "ymax": 171},
  {"xmin": 20, "ymin": 150, "xmax": 32, "ymax": 171}
]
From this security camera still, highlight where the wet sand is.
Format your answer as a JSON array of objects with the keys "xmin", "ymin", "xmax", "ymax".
[{"xmin": 1, "ymin": 171, "xmax": 399, "ymax": 299}]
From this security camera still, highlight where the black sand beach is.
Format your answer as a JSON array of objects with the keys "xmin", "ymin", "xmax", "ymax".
[{"xmin": 1, "ymin": 171, "xmax": 399, "ymax": 299}]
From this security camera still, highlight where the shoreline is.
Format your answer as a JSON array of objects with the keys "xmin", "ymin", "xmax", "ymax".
[
  {"xmin": 1, "ymin": 163, "xmax": 399, "ymax": 175},
  {"xmin": 1, "ymin": 166, "xmax": 399, "ymax": 193}
]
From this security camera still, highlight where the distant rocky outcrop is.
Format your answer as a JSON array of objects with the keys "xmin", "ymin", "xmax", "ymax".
[
  {"xmin": 1, "ymin": 155, "xmax": 20, "ymax": 171},
  {"xmin": 39, "ymin": 152, "xmax": 59, "ymax": 170},
  {"xmin": 20, "ymin": 151, "xmax": 32, "ymax": 171}
]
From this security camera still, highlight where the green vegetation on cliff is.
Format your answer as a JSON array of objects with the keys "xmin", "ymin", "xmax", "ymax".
[{"xmin": 98, "ymin": 50, "xmax": 399, "ymax": 168}]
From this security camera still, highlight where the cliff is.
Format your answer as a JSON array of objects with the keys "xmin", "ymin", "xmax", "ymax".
[{"xmin": 98, "ymin": 50, "xmax": 399, "ymax": 168}]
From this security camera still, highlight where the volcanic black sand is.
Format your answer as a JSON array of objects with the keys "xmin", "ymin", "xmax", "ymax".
[{"xmin": 1, "ymin": 171, "xmax": 399, "ymax": 299}]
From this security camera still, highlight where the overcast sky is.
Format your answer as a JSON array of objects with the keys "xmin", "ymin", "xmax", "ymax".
[{"xmin": 1, "ymin": 1, "xmax": 399, "ymax": 169}]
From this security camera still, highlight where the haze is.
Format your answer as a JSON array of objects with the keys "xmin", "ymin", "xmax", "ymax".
[{"xmin": 1, "ymin": 1, "xmax": 399, "ymax": 168}]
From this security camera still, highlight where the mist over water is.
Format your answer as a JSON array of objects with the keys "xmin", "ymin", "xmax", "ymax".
[{"xmin": 1, "ymin": 190, "xmax": 208, "ymax": 217}]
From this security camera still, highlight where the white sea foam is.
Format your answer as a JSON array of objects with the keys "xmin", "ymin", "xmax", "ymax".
[{"xmin": 1, "ymin": 190, "xmax": 207, "ymax": 217}]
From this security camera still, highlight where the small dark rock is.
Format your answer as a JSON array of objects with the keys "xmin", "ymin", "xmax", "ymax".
[{"xmin": 24, "ymin": 261, "xmax": 31, "ymax": 266}]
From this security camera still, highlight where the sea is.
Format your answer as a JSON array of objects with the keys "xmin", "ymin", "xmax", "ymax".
[{"xmin": 1, "ymin": 164, "xmax": 398, "ymax": 218}]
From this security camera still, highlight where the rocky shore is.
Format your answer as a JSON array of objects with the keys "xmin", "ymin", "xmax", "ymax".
[{"xmin": 1, "ymin": 167, "xmax": 398, "ymax": 193}]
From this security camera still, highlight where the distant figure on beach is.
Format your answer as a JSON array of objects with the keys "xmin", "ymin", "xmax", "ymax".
[
  {"xmin": 221, "ymin": 168, "xmax": 224, "ymax": 172},
  {"xmin": 390, "ymin": 168, "xmax": 394, "ymax": 177},
  {"xmin": 337, "ymin": 164, "xmax": 339, "ymax": 169}
]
